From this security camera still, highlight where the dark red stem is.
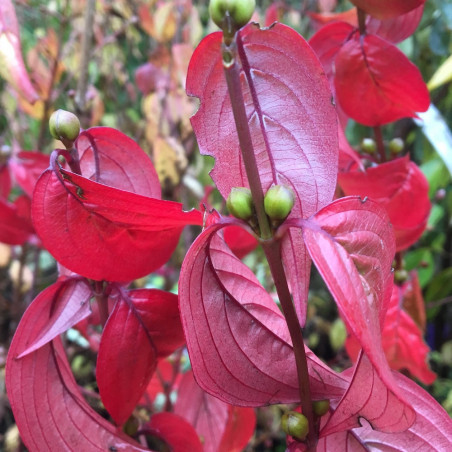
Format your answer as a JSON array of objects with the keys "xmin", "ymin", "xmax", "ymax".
[{"xmin": 373, "ymin": 126, "xmax": 386, "ymax": 162}]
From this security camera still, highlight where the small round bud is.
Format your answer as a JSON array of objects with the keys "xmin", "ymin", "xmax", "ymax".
[
  {"xmin": 361, "ymin": 137, "xmax": 376, "ymax": 154},
  {"xmin": 227, "ymin": 187, "xmax": 254, "ymax": 220},
  {"xmin": 313, "ymin": 400, "xmax": 330, "ymax": 417},
  {"xmin": 49, "ymin": 109, "xmax": 80, "ymax": 144},
  {"xmin": 209, "ymin": 0, "xmax": 255, "ymax": 30},
  {"xmin": 394, "ymin": 269, "xmax": 408, "ymax": 283},
  {"xmin": 389, "ymin": 137, "xmax": 404, "ymax": 154},
  {"xmin": 264, "ymin": 185, "xmax": 295, "ymax": 221},
  {"xmin": 281, "ymin": 411, "xmax": 309, "ymax": 441}
]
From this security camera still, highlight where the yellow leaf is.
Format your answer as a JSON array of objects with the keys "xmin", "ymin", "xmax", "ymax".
[{"xmin": 428, "ymin": 54, "xmax": 452, "ymax": 91}]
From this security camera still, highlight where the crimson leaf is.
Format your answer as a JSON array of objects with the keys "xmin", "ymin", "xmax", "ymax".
[
  {"xmin": 349, "ymin": 0, "xmax": 425, "ymax": 20},
  {"xmin": 97, "ymin": 288, "xmax": 184, "ymax": 425},
  {"xmin": 32, "ymin": 166, "xmax": 202, "ymax": 281},
  {"xmin": 179, "ymin": 219, "xmax": 349, "ymax": 406}
]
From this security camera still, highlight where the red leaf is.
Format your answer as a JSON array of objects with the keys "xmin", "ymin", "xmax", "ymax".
[
  {"xmin": 0, "ymin": 164, "xmax": 11, "ymax": 198},
  {"xmin": 179, "ymin": 219, "xmax": 349, "ymax": 406},
  {"xmin": 175, "ymin": 371, "xmax": 256, "ymax": 452},
  {"xmin": 17, "ymin": 278, "xmax": 92, "ymax": 358},
  {"xmin": 382, "ymin": 284, "xmax": 436, "ymax": 385},
  {"xmin": 76, "ymin": 127, "xmax": 161, "ymax": 198},
  {"xmin": 6, "ymin": 293, "xmax": 150, "ymax": 451},
  {"xmin": 9, "ymin": 151, "xmax": 50, "ymax": 198},
  {"xmin": 187, "ymin": 23, "xmax": 338, "ymax": 213},
  {"xmin": 366, "ymin": 5, "xmax": 424, "ymax": 44},
  {"xmin": 0, "ymin": 0, "xmax": 39, "ymax": 103},
  {"xmin": 349, "ymin": 0, "xmax": 425, "ymax": 20},
  {"xmin": 97, "ymin": 288, "xmax": 183, "ymax": 425},
  {"xmin": 321, "ymin": 352, "xmax": 415, "ymax": 437},
  {"xmin": 223, "ymin": 224, "xmax": 258, "ymax": 259},
  {"xmin": 145, "ymin": 412, "xmax": 203, "ymax": 452},
  {"xmin": 142, "ymin": 359, "xmax": 180, "ymax": 404},
  {"xmin": 335, "ymin": 34, "xmax": 430, "ymax": 126},
  {"xmin": 350, "ymin": 373, "xmax": 452, "ymax": 450},
  {"xmin": 0, "ymin": 195, "xmax": 34, "ymax": 245},
  {"xmin": 308, "ymin": 8, "xmax": 358, "ymax": 30},
  {"xmin": 293, "ymin": 197, "xmax": 403, "ymax": 404},
  {"xmin": 32, "ymin": 166, "xmax": 202, "ymax": 281},
  {"xmin": 338, "ymin": 156, "xmax": 431, "ymax": 251}
]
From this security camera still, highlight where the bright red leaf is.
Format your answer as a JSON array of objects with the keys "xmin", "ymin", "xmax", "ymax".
[
  {"xmin": 32, "ymin": 162, "xmax": 202, "ymax": 281},
  {"xmin": 223, "ymin": 224, "xmax": 258, "ymax": 259},
  {"xmin": 366, "ymin": 4, "xmax": 424, "ymax": 44},
  {"xmin": 144, "ymin": 412, "xmax": 203, "ymax": 452},
  {"xmin": 349, "ymin": 0, "xmax": 425, "ymax": 20},
  {"xmin": 179, "ymin": 218, "xmax": 349, "ymax": 407},
  {"xmin": 6, "ymin": 287, "xmax": 150, "ymax": 451},
  {"xmin": 338, "ymin": 156, "xmax": 431, "ymax": 251},
  {"xmin": 290, "ymin": 197, "xmax": 404, "ymax": 404},
  {"xmin": 321, "ymin": 352, "xmax": 415, "ymax": 437},
  {"xmin": 382, "ymin": 284, "xmax": 436, "ymax": 385},
  {"xmin": 334, "ymin": 33, "xmax": 430, "ymax": 126},
  {"xmin": 97, "ymin": 288, "xmax": 184, "ymax": 425},
  {"xmin": 175, "ymin": 370, "xmax": 256, "ymax": 452},
  {"xmin": 0, "ymin": 164, "xmax": 11, "ymax": 198},
  {"xmin": 17, "ymin": 278, "xmax": 92, "ymax": 358},
  {"xmin": 76, "ymin": 127, "xmax": 161, "ymax": 197},
  {"xmin": 0, "ymin": 0, "xmax": 39, "ymax": 103}
]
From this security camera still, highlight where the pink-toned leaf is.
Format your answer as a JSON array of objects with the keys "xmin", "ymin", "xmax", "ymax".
[
  {"xmin": 338, "ymin": 156, "xmax": 431, "ymax": 251},
  {"xmin": 366, "ymin": 4, "xmax": 424, "ymax": 44},
  {"xmin": 382, "ymin": 284, "xmax": 436, "ymax": 385},
  {"xmin": 308, "ymin": 8, "xmax": 358, "ymax": 30},
  {"xmin": 135, "ymin": 62, "xmax": 166, "ymax": 95},
  {"xmin": 264, "ymin": 1, "xmax": 286, "ymax": 27},
  {"xmin": 141, "ymin": 359, "xmax": 181, "ymax": 404},
  {"xmin": 6, "ymin": 295, "xmax": 151, "ymax": 451},
  {"xmin": 175, "ymin": 370, "xmax": 256, "ymax": 452},
  {"xmin": 76, "ymin": 127, "xmax": 161, "ymax": 198},
  {"xmin": 349, "ymin": 0, "xmax": 425, "ymax": 20},
  {"xmin": 0, "ymin": 195, "xmax": 34, "ymax": 244},
  {"xmin": 321, "ymin": 351, "xmax": 415, "ymax": 437},
  {"xmin": 335, "ymin": 33, "xmax": 430, "ymax": 126},
  {"xmin": 145, "ymin": 412, "xmax": 203, "ymax": 452},
  {"xmin": 17, "ymin": 278, "xmax": 92, "ymax": 358},
  {"xmin": 9, "ymin": 151, "xmax": 50, "ymax": 197},
  {"xmin": 32, "ymin": 165, "xmax": 202, "ymax": 281},
  {"xmin": 223, "ymin": 224, "xmax": 258, "ymax": 259},
  {"xmin": 0, "ymin": 0, "xmax": 39, "ymax": 103},
  {"xmin": 351, "ymin": 372, "xmax": 452, "ymax": 450},
  {"xmin": 291, "ymin": 197, "xmax": 404, "ymax": 407},
  {"xmin": 97, "ymin": 288, "xmax": 183, "ymax": 425},
  {"xmin": 187, "ymin": 23, "xmax": 338, "ymax": 213},
  {"xmin": 179, "ymin": 218, "xmax": 349, "ymax": 407}
]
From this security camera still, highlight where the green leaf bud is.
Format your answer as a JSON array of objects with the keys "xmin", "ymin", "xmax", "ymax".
[
  {"xmin": 49, "ymin": 109, "xmax": 80, "ymax": 144},
  {"xmin": 281, "ymin": 411, "xmax": 309, "ymax": 441},
  {"xmin": 389, "ymin": 137, "xmax": 404, "ymax": 154},
  {"xmin": 227, "ymin": 187, "xmax": 254, "ymax": 220},
  {"xmin": 209, "ymin": 0, "xmax": 255, "ymax": 30},
  {"xmin": 264, "ymin": 185, "xmax": 295, "ymax": 221},
  {"xmin": 361, "ymin": 137, "xmax": 376, "ymax": 154},
  {"xmin": 313, "ymin": 400, "xmax": 330, "ymax": 417}
]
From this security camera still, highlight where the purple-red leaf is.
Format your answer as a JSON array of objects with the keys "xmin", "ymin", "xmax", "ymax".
[
  {"xmin": 17, "ymin": 278, "xmax": 92, "ymax": 358},
  {"xmin": 179, "ymin": 219, "xmax": 349, "ymax": 407},
  {"xmin": 0, "ymin": 0, "xmax": 39, "ymax": 103},
  {"xmin": 349, "ymin": 0, "xmax": 425, "ymax": 20},
  {"xmin": 175, "ymin": 370, "xmax": 256, "ymax": 452},
  {"xmin": 32, "ymin": 166, "xmax": 202, "ymax": 281},
  {"xmin": 0, "ymin": 195, "xmax": 34, "ymax": 245},
  {"xmin": 187, "ymin": 23, "xmax": 338, "ymax": 213},
  {"xmin": 6, "ymin": 290, "xmax": 150, "ymax": 451},
  {"xmin": 338, "ymin": 156, "xmax": 431, "ymax": 251},
  {"xmin": 76, "ymin": 127, "xmax": 161, "ymax": 198},
  {"xmin": 292, "ymin": 197, "xmax": 404, "ymax": 407},
  {"xmin": 334, "ymin": 33, "xmax": 430, "ymax": 126},
  {"xmin": 97, "ymin": 289, "xmax": 183, "ymax": 425},
  {"xmin": 145, "ymin": 412, "xmax": 203, "ymax": 452},
  {"xmin": 321, "ymin": 352, "xmax": 415, "ymax": 437}
]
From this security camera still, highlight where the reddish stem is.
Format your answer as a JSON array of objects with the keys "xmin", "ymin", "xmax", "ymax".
[{"xmin": 373, "ymin": 126, "xmax": 386, "ymax": 162}]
